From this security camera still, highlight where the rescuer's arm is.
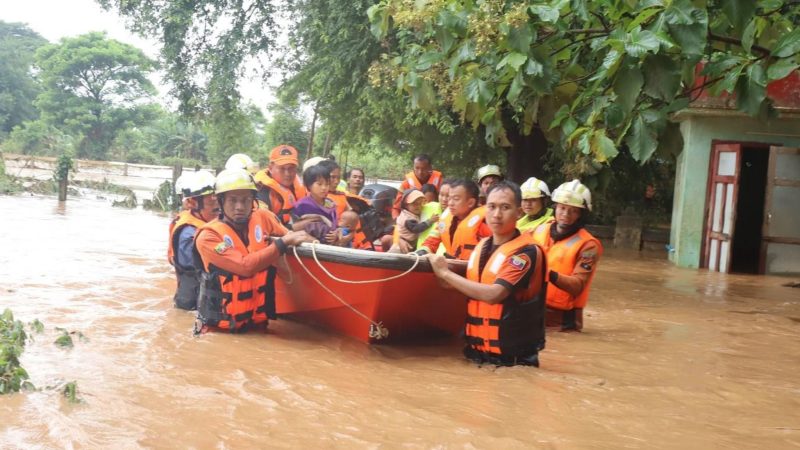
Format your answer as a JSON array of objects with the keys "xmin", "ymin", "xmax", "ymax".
[
  {"xmin": 196, "ymin": 229, "xmax": 311, "ymax": 278},
  {"xmin": 548, "ymin": 241, "xmax": 600, "ymax": 297},
  {"xmin": 428, "ymin": 254, "xmax": 509, "ymax": 304},
  {"xmin": 418, "ymin": 219, "xmax": 443, "ymax": 253},
  {"xmin": 175, "ymin": 225, "xmax": 199, "ymax": 271}
]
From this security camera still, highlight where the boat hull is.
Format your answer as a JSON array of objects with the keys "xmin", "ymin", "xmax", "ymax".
[{"xmin": 274, "ymin": 243, "xmax": 467, "ymax": 344}]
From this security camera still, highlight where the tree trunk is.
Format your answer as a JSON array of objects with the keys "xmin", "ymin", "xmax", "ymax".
[
  {"xmin": 504, "ymin": 124, "xmax": 548, "ymax": 183},
  {"xmin": 306, "ymin": 102, "xmax": 319, "ymax": 160},
  {"xmin": 58, "ymin": 178, "xmax": 68, "ymax": 202},
  {"xmin": 322, "ymin": 132, "xmax": 333, "ymax": 157}
]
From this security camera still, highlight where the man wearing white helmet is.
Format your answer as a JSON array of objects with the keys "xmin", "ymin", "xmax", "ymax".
[
  {"xmin": 167, "ymin": 170, "xmax": 219, "ymax": 310},
  {"xmin": 225, "ymin": 153, "xmax": 259, "ymax": 174},
  {"xmin": 532, "ymin": 179, "xmax": 602, "ymax": 331},
  {"xmin": 516, "ymin": 177, "xmax": 553, "ymax": 232},
  {"xmin": 476, "ymin": 164, "xmax": 503, "ymax": 204},
  {"xmin": 193, "ymin": 168, "xmax": 311, "ymax": 333}
]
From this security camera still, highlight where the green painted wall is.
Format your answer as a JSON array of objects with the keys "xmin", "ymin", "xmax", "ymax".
[{"xmin": 670, "ymin": 112, "xmax": 800, "ymax": 268}]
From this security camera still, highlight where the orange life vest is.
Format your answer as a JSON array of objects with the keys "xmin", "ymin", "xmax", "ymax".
[
  {"xmin": 404, "ymin": 170, "xmax": 443, "ymax": 190},
  {"xmin": 254, "ymin": 172, "xmax": 307, "ymax": 225},
  {"xmin": 438, "ymin": 206, "xmax": 486, "ymax": 260},
  {"xmin": 194, "ymin": 215, "xmax": 274, "ymax": 331},
  {"xmin": 464, "ymin": 233, "xmax": 547, "ymax": 356},
  {"xmin": 532, "ymin": 223, "xmax": 602, "ymax": 311},
  {"xmin": 168, "ymin": 210, "xmax": 207, "ymax": 310}
]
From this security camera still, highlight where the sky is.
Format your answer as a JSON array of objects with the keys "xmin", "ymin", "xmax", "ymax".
[{"xmin": 1, "ymin": 0, "xmax": 278, "ymax": 112}]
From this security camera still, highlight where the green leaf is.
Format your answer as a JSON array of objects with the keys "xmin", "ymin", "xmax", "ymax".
[
  {"xmin": 506, "ymin": 25, "xmax": 534, "ymax": 54},
  {"xmin": 709, "ymin": 64, "xmax": 744, "ymax": 96},
  {"xmin": 464, "ymin": 77, "xmax": 492, "ymax": 107},
  {"xmin": 643, "ymin": 54, "xmax": 681, "ymax": 101},
  {"xmin": 549, "ymin": 104, "xmax": 570, "ymax": 130},
  {"xmin": 626, "ymin": 115, "xmax": 658, "ymax": 162},
  {"xmin": 613, "ymin": 65, "xmax": 644, "ymax": 114},
  {"xmin": 625, "ymin": 27, "xmax": 660, "ymax": 57},
  {"xmin": 767, "ymin": 58, "xmax": 800, "ymax": 81},
  {"xmin": 507, "ymin": 72, "xmax": 525, "ymax": 104},
  {"xmin": 736, "ymin": 63, "xmax": 767, "ymax": 116},
  {"xmin": 604, "ymin": 104, "xmax": 625, "ymax": 129},
  {"xmin": 416, "ymin": 52, "xmax": 443, "ymax": 71},
  {"xmin": 771, "ymin": 29, "xmax": 800, "ymax": 58},
  {"xmin": 626, "ymin": 6, "xmax": 664, "ymax": 32},
  {"xmin": 497, "ymin": 52, "xmax": 528, "ymax": 71},
  {"xmin": 741, "ymin": 19, "xmax": 756, "ymax": 54},
  {"xmin": 525, "ymin": 58, "xmax": 543, "ymax": 76},
  {"xmin": 721, "ymin": 0, "xmax": 756, "ymax": 31},
  {"xmin": 577, "ymin": 130, "xmax": 591, "ymax": 155},
  {"xmin": 664, "ymin": 0, "xmax": 697, "ymax": 25},
  {"xmin": 669, "ymin": 23, "xmax": 707, "ymax": 55},
  {"xmin": 591, "ymin": 129, "xmax": 619, "ymax": 163},
  {"xmin": 529, "ymin": 5, "xmax": 560, "ymax": 23}
]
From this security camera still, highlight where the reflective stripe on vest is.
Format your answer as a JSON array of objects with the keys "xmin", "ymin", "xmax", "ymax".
[
  {"xmin": 532, "ymin": 223, "xmax": 601, "ymax": 311},
  {"xmin": 195, "ymin": 217, "xmax": 272, "ymax": 331},
  {"xmin": 440, "ymin": 206, "xmax": 485, "ymax": 260},
  {"xmin": 464, "ymin": 234, "xmax": 546, "ymax": 356}
]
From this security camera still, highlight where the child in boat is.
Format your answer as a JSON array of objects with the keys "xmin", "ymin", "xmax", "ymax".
[
  {"xmin": 337, "ymin": 210, "xmax": 359, "ymax": 248},
  {"xmin": 292, "ymin": 164, "xmax": 345, "ymax": 245},
  {"xmin": 389, "ymin": 189, "xmax": 439, "ymax": 253}
]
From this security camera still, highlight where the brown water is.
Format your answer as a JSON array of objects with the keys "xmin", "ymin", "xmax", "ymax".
[{"xmin": 1, "ymin": 195, "xmax": 799, "ymax": 449}]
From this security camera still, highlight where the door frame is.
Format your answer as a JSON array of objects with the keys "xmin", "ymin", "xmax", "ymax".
[{"xmin": 759, "ymin": 146, "xmax": 800, "ymax": 273}]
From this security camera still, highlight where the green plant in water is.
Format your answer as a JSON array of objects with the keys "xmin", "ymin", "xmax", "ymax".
[
  {"xmin": 0, "ymin": 309, "xmax": 35, "ymax": 394},
  {"xmin": 63, "ymin": 381, "xmax": 81, "ymax": 404},
  {"xmin": 54, "ymin": 153, "xmax": 74, "ymax": 182},
  {"xmin": 142, "ymin": 180, "xmax": 175, "ymax": 211},
  {"xmin": 54, "ymin": 330, "xmax": 73, "ymax": 348}
]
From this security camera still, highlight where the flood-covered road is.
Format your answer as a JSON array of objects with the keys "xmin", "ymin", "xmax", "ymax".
[{"xmin": 0, "ymin": 195, "xmax": 798, "ymax": 449}]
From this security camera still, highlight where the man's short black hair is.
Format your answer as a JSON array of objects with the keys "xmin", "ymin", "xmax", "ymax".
[
  {"xmin": 346, "ymin": 168, "xmax": 364, "ymax": 179},
  {"xmin": 449, "ymin": 179, "xmax": 480, "ymax": 200},
  {"xmin": 421, "ymin": 183, "xmax": 438, "ymax": 196},
  {"xmin": 303, "ymin": 163, "xmax": 331, "ymax": 187},
  {"xmin": 487, "ymin": 180, "xmax": 522, "ymax": 206},
  {"xmin": 440, "ymin": 178, "xmax": 454, "ymax": 188},
  {"xmin": 414, "ymin": 154, "xmax": 432, "ymax": 165}
]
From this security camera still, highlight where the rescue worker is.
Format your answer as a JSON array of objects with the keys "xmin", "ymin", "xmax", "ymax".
[
  {"xmin": 418, "ymin": 179, "xmax": 490, "ymax": 260},
  {"xmin": 393, "ymin": 154, "xmax": 444, "ymax": 217},
  {"xmin": 531, "ymin": 179, "xmax": 602, "ymax": 332},
  {"xmin": 254, "ymin": 144, "xmax": 307, "ymax": 226},
  {"xmin": 194, "ymin": 168, "xmax": 311, "ymax": 333},
  {"xmin": 429, "ymin": 181, "xmax": 546, "ymax": 367},
  {"xmin": 476, "ymin": 164, "xmax": 503, "ymax": 203},
  {"xmin": 516, "ymin": 177, "xmax": 554, "ymax": 232},
  {"xmin": 225, "ymin": 153, "xmax": 259, "ymax": 174},
  {"xmin": 346, "ymin": 168, "xmax": 365, "ymax": 195},
  {"xmin": 168, "ymin": 170, "xmax": 218, "ymax": 310}
]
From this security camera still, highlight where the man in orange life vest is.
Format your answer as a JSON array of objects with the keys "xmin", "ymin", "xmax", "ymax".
[
  {"xmin": 531, "ymin": 179, "xmax": 602, "ymax": 332},
  {"xmin": 393, "ymin": 154, "xmax": 444, "ymax": 218},
  {"xmin": 194, "ymin": 169, "xmax": 311, "ymax": 333},
  {"xmin": 418, "ymin": 179, "xmax": 491, "ymax": 260},
  {"xmin": 429, "ymin": 181, "xmax": 547, "ymax": 367},
  {"xmin": 254, "ymin": 144, "xmax": 307, "ymax": 226},
  {"xmin": 168, "ymin": 170, "xmax": 219, "ymax": 310}
]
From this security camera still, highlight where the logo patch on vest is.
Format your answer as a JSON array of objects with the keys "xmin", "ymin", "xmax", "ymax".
[
  {"xmin": 324, "ymin": 198, "xmax": 334, "ymax": 209},
  {"xmin": 214, "ymin": 242, "xmax": 228, "ymax": 254},
  {"xmin": 223, "ymin": 235, "xmax": 234, "ymax": 248},
  {"xmin": 510, "ymin": 255, "xmax": 527, "ymax": 270},
  {"xmin": 255, "ymin": 225, "xmax": 263, "ymax": 242},
  {"xmin": 467, "ymin": 214, "xmax": 481, "ymax": 227}
]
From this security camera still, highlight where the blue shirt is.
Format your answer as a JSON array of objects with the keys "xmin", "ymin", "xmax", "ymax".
[{"xmin": 175, "ymin": 225, "xmax": 199, "ymax": 271}]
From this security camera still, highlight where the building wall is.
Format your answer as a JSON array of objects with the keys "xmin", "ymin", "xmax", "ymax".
[{"xmin": 670, "ymin": 112, "xmax": 800, "ymax": 268}]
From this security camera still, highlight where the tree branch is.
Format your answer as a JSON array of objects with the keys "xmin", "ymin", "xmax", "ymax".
[{"xmin": 708, "ymin": 32, "xmax": 771, "ymax": 56}]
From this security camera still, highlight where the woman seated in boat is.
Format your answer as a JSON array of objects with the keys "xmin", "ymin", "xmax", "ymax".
[
  {"xmin": 292, "ymin": 164, "xmax": 350, "ymax": 246},
  {"xmin": 389, "ymin": 189, "xmax": 438, "ymax": 254}
]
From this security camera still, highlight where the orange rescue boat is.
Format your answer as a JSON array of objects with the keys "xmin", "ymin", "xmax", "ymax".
[{"xmin": 274, "ymin": 243, "xmax": 467, "ymax": 344}]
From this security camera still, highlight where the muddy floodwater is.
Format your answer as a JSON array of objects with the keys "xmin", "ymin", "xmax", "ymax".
[{"xmin": 1, "ymin": 195, "xmax": 799, "ymax": 449}]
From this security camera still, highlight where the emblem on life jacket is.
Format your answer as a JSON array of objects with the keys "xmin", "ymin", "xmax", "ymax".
[
  {"xmin": 214, "ymin": 242, "xmax": 228, "ymax": 254},
  {"xmin": 467, "ymin": 214, "xmax": 481, "ymax": 227},
  {"xmin": 255, "ymin": 225, "xmax": 263, "ymax": 242},
  {"xmin": 223, "ymin": 235, "xmax": 234, "ymax": 248},
  {"xmin": 438, "ymin": 222, "xmax": 446, "ymax": 232},
  {"xmin": 324, "ymin": 198, "xmax": 334, "ymax": 208},
  {"xmin": 510, "ymin": 254, "xmax": 527, "ymax": 270}
]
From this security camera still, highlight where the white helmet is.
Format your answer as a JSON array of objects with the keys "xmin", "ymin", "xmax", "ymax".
[
  {"xmin": 551, "ymin": 179, "xmax": 592, "ymax": 211},
  {"xmin": 520, "ymin": 177, "xmax": 550, "ymax": 199},
  {"xmin": 476, "ymin": 164, "xmax": 503, "ymax": 182},
  {"xmin": 215, "ymin": 168, "xmax": 257, "ymax": 194},
  {"xmin": 225, "ymin": 153, "xmax": 259, "ymax": 174},
  {"xmin": 185, "ymin": 170, "xmax": 216, "ymax": 198},
  {"xmin": 174, "ymin": 172, "xmax": 193, "ymax": 197},
  {"xmin": 302, "ymin": 156, "xmax": 327, "ymax": 173}
]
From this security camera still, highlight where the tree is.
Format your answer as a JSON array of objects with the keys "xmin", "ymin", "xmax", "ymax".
[
  {"xmin": 368, "ymin": 0, "xmax": 800, "ymax": 177},
  {"xmin": 34, "ymin": 32, "xmax": 158, "ymax": 160},
  {"xmin": 0, "ymin": 22, "xmax": 47, "ymax": 137},
  {"xmin": 263, "ymin": 99, "xmax": 308, "ymax": 157}
]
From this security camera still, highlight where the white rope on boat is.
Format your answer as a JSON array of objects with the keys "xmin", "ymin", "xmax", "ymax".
[
  {"xmin": 307, "ymin": 241, "xmax": 421, "ymax": 284},
  {"xmin": 291, "ymin": 245, "xmax": 389, "ymax": 340}
]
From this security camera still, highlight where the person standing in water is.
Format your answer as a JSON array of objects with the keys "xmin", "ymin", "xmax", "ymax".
[
  {"xmin": 516, "ymin": 177, "xmax": 553, "ymax": 232},
  {"xmin": 194, "ymin": 168, "xmax": 311, "ymax": 333},
  {"xmin": 168, "ymin": 171, "xmax": 219, "ymax": 310},
  {"xmin": 532, "ymin": 179, "xmax": 602, "ymax": 332},
  {"xmin": 429, "ymin": 181, "xmax": 547, "ymax": 367},
  {"xmin": 418, "ymin": 179, "xmax": 490, "ymax": 260}
]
